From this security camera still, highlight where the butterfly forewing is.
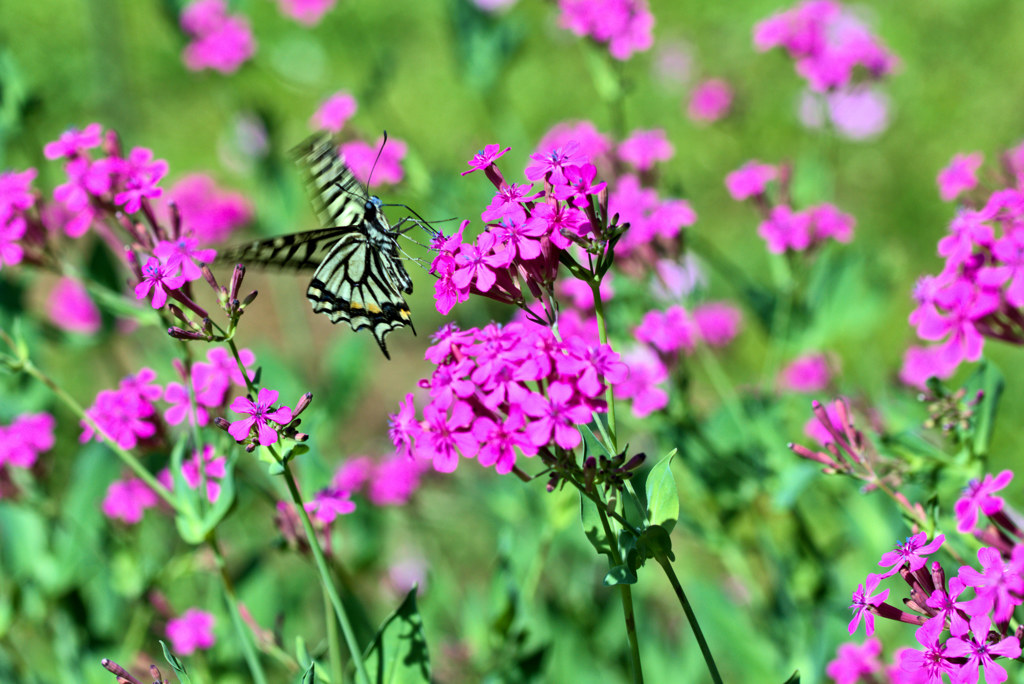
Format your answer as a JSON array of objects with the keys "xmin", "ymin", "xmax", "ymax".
[{"xmin": 215, "ymin": 133, "xmax": 415, "ymax": 359}]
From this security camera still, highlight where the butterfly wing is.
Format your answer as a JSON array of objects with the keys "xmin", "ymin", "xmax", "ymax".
[{"xmin": 217, "ymin": 133, "xmax": 415, "ymax": 359}]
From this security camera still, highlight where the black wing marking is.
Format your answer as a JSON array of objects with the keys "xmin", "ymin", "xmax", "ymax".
[
  {"xmin": 214, "ymin": 226, "xmax": 356, "ymax": 272},
  {"xmin": 292, "ymin": 134, "xmax": 368, "ymax": 229}
]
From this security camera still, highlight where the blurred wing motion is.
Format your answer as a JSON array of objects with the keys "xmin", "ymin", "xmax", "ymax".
[{"xmin": 216, "ymin": 134, "xmax": 414, "ymax": 359}]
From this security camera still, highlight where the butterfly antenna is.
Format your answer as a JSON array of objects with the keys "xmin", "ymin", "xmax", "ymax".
[{"xmin": 366, "ymin": 130, "xmax": 389, "ymax": 195}]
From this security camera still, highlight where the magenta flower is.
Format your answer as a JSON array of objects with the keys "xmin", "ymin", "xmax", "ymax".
[
  {"xmin": 614, "ymin": 347, "xmax": 668, "ymax": 418},
  {"xmin": 897, "ymin": 617, "xmax": 957, "ymax": 683},
  {"xmin": 275, "ymin": 0, "xmax": 336, "ymax": 26},
  {"xmin": 693, "ymin": 302, "xmax": 741, "ymax": 347},
  {"xmin": 102, "ymin": 477, "xmax": 160, "ymax": 524},
  {"xmin": 388, "ymin": 393, "xmax": 421, "ymax": 458},
  {"xmin": 165, "ymin": 174, "xmax": 253, "ymax": 245},
  {"xmin": 877, "ymin": 532, "xmax": 945, "ymax": 579},
  {"xmin": 43, "ymin": 123, "xmax": 103, "ymax": 160},
  {"xmin": 923, "ymin": 575, "xmax": 970, "ymax": 638},
  {"xmin": 826, "ymin": 85, "xmax": 890, "ymax": 140},
  {"xmin": 166, "ymin": 608, "xmax": 215, "ymax": 655},
  {"xmin": 778, "ymin": 353, "xmax": 830, "ymax": 392},
  {"xmin": 557, "ymin": 0, "xmax": 654, "ymax": 61},
  {"xmin": 898, "ymin": 344, "xmax": 956, "ymax": 390},
  {"xmin": 418, "ymin": 401, "xmax": 477, "ymax": 473},
  {"xmin": 332, "ymin": 456, "xmax": 375, "ymax": 493},
  {"xmin": 310, "ymin": 91, "xmax": 357, "ymax": 132},
  {"xmin": 181, "ymin": 445, "xmax": 227, "ymax": 502},
  {"xmin": 525, "ymin": 140, "xmax": 588, "ymax": 185},
  {"xmin": 617, "ymin": 129, "xmax": 674, "ymax": 171},
  {"xmin": 915, "ymin": 278, "xmax": 1000, "ymax": 368},
  {"xmin": 339, "ymin": 137, "xmax": 406, "ymax": 186},
  {"xmin": 535, "ymin": 121, "xmax": 611, "ymax": 164},
  {"xmin": 47, "ymin": 277, "xmax": 101, "ymax": 334},
  {"xmin": 462, "ymin": 143, "xmax": 512, "ymax": 176},
  {"xmin": 725, "ymin": 161, "xmax": 777, "ymax": 201},
  {"xmin": 181, "ymin": 0, "xmax": 256, "ymax": 73},
  {"xmin": 135, "ymin": 257, "xmax": 186, "ymax": 309},
  {"xmin": 688, "ymin": 79, "xmax": 733, "ymax": 123},
  {"xmin": 521, "ymin": 382, "xmax": 592, "ymax": 450},
  {"xmin": 958, "ymin": 546, "xmax": 1024, "ymax": 623},
  {"xmin": 634, "ymin": 305, "xmax": 696, "ymax": 355},
  {"xmin": 472, "ymin": 409, "xmax": 535, "ymax": 474},
  {"xmin": 552, "ymin": 163, "xmax": 606, "ymax": 208},
  {"xmin": 368, "ymin": 454, "xmax": 427, "ymax": 505},
  {"xmin": 228, "ymin": 388, "xmax": 293, "ymax": 446},
  {"xmin": 113, "ymin": 147, "xmax": 168, "ymax": 214},
  {"xmin": 848, "ymin": 574, "xmax": 889, "ymax": 636},
  {"xmin": 153, "ymin": 237, "xmax": 217, "ymax": 282},
  {"xmin": 945, "ymin": 614, "xmax": 1021, "ymax": 684},
  {"xmin": 825, "ymin": 638, "xmax": 883, "ymax": 684},
  {"xmin": 0, "ymin": 413, "xmax": 56, "ymax": 469},
  {"xmin": 0, "ymin": 215, "xmax": 26, "ymax": 270},
  {"xmin": 954, "ymin": 470, "xmax": 1013, "ymax": 534},
  {"xmin": 81, "ymin": 381, "xmax": 158, "ymax": 451},
  {"xmin": 305, "ymin": 489, "xmax": 356, "ymax": 523},
  {"xmin": 481, "ymin": 182, "xmax": 541, "ymax": 223},
  {"xmin": 937, "ymin": 152, "xmax": 983, "ymax": 202}
]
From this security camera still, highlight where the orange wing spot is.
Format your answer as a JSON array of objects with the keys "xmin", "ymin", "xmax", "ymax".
[
  {"xmin": 367, "ymin": 303, "xmax": 383, "ymax": 314},
  {"xmin": 349, "ymin": 301, "xmax": 364, "ymax": 310},
  {"xmin": 400, "ymin": 310, "xmax": 411, "ymax": 320}
]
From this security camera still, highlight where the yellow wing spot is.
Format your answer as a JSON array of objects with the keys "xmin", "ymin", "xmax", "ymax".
[
  {"xmin": 367, "ymin": 303, "xmax": 383, "ymax": 314},
  {"xmin": 349, "ymin": 301, "xmax": 364, "ymax": 310},
  {"xmin": 399, "ymin": 310, "xmax": 411, "ymax": 320}
]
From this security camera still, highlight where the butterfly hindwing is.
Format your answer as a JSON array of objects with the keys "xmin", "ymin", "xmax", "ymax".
[{"xmin": 215, "ymin": 133, "xmax": 415, "ymax": 359}]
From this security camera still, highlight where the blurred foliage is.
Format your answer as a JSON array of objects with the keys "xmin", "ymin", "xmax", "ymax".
[{"xmin": 2, "ymin": 0, "xmax": 1024, "ymax": 682}]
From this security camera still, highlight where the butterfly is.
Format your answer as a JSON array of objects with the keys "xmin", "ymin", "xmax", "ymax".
[{"xmin": 216, "ymin": 134, "xmax": 415, "ymax": 359}]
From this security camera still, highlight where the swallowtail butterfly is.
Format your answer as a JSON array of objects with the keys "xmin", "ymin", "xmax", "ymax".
[{"xmin": 216, "ymin": 134, "xmax": 415, "ymax": 359}]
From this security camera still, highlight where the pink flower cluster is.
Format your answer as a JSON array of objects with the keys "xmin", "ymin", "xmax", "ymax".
[
  {"xmin": 166, "ymin": 608, "xmax": 216, "ymax": 655},
  {"xmin": 275, "ymin": 0, "xmax": 337, "ymax": 26},
  {"xmin": 42, "ymin": 123, "xmax": 168, "ymax": 237},
  {"xmin": 909, "ymin": 143, "xmax": 1024, "ymax": 373},
  {"xmin": 391, "ymin": 322, "xmax": 627, "ymax": 474},
  {"xmin": 310, "ymin": 91, "xmax": 357, "ymax": 133},
  {"xmin": 753, "ymin": 0, "xmax": 897, "ymax": 93},
  {"xmin": 688, "ymin": 78, "xmax": 734, "ymax": 124},
  {"xmin": 836, "ymin": 472, "xmax": 1024, "ymax": 683},
  {"xmin": 180, "ymin": 0, "xmax": 256, "ymax": 74},
  {"xmin": 331, "ymin": 452, "xmax": 430, "ymax": 507},
  {"xmin": 611, "ymin": 174, "xmax": 697, "ymax": 258},
  {"xmin": 164, "ymin": 174, "xmax": 253, "ymax": 245},
  {"xmin": 0, "ymin": 168, "xmax": 36, "ymax": 269},
  {"xmin": 556, "ymin": 0, "xmax": 654, "ymax": 61},
  {"xmin": 726, "ymin": 159, "xmax": 855, "ymax": 254},
  {"xmin": 134, "ymin": 235, "xmax": 217, "ymax": 309},
  {"xmin": 0, "ymin": 413, "xmax": 56, "ymax": 472},
  {"xmin": 82, "ymin": 352, "xmax": 255, "ymax": 449}
]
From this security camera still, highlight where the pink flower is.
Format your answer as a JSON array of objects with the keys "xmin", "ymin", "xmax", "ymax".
[
  {"xmin": 462, "ymin": 144, "xmax": 512, "ymax": 176},
  {"xmin": 617, "ymin": 129, "xmax": 674, "ymax": 171},
  {"xmin": 166, "ymin": 608, "xmax": 216, "ymax": 655},
  {"xmin": 693, "ymin": 302, "xmax": 741, "ymax": 347},
  {"xmin": 81, "ymin": 373, "xmax": 159, "ymax": 450},
  {"xmin": 165, "ymin": 174, "xmax": 253, "ymax": 244},
  {"xmin": 0, "ymin": 215, "xmax": 26, "ymax": 270},
  {"xmin": 521, "ymin": 382, "xmax": 592, "ymax": 450},
  {"xmin": 305, "ymin": 489, "xmax": 356, "ymax": 523},
  {"xmin": 135, "ymin": 257, "xmax": 186, "ymax": 309},
  {"xmin": 825, "ymin": 86, "xmax": 890, "ymax": 140},
  {"xmin": 725, "ymin": 161, "xmax": 777, "ymax": 201},
  {"xmin": 778, "ymin": 353, "xmax": 830, "ymax": 392},
  {"xmin": 310, "ymin": 91, "xmax": 357, "ymax": 132},
  {"xmin": 954, "ymin": 471, "xmax": 1013, "ymax": 534},
  {"xmin": 687, "ymin": 79, "xmax": 733, "ymax": 123},
  {"xmin": 825, "ymin": 638, "xmax": 883, "ymax": 684},
  {"xmin": 48, "ymin": 277, "xmax": 101, "ymax": 334},
  {"xmin": 44, "ymin": 123, "xmax": 103, "ymax": 160},
  {"xmin": 338, "ymin": 137, "xmax": 407, "ymax": 186},
  {"xmin": 154, "ymin": 237, "xmax": 217, "ymax": 282},
  {"xmin": 181, "ymin": 0, "xmax": 256, "ymax": 74},
  {"xmin": 614, "ymin": 346, "xmax": 669, "ymax": 418},
  {"xmin": 0, "ymin": 413, "xmax": 56, "ymax": 469},
  {"xmin": 937, "ymin": 152, "xmax": 983, "ymax": 202},
  {"xmin": 534, "ymin": 121, "xmax": 611, "ymax": 165},
  {"xmin": 181, "ymin": 445, "xmax": 227, "ymax": 503},
  {"xmin": 102, "ymin": 477, "xmax": 160, "ymax": 524},
  {"xmin": 557, "ymin": 0, "xmax": 654, "ymax": 61},
  {"xmin": 228, "ymin": 388, "xmax": 293, "ymax": 446},
  {"xmin": 276, "ymin": 0, "xmax": 336, "ymax": 25},
  {"xmin": 897, "ymin": 345, "xmax": 956, "ymax": 390},
  {"xmin": 848, "ymin": 574, "xmax": 889, "ymax": 636},
  {"xmin": 876, "ymin": 532, "xmax": 945, "ymax": 579},
  {"xmin": 113, "ymin": 147, "xmax": 168, "ymax": 214}
]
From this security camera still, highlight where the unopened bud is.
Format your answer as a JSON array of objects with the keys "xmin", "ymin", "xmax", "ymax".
[
  {"xmin": 241, "ymin": 290, "xmax": 258, "ymax": 308},
  {"xmin": 167, "ymin": 327, "xmax": 206, "ymax": 341},
  {"xmin": 167, "ymin": 304, "xmax": 190, "ymax": 324},
  {"xmin": 293, "ymin": 392, "xmax": 313, "ymax": 417},
  {"xmin": 229, "ymin": 264, "xmax": 246, "ymax": 301},
  {"xmin": 201, "ymin": 264, "xmax": 220, "ymax": 293},
  {"xmin": 213, "ymin": 417, "xmax": 232, "ymax": 432}
]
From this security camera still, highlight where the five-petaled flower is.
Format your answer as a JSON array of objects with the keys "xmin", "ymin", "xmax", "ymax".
[{"xmin": 228, "ymin": 388, "xmax": 294, "ymax": 446}]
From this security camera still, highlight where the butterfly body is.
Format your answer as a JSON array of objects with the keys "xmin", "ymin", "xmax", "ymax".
[{"xmin": 215, "ymin": 135, "xmax": 414, "ymax": 359}]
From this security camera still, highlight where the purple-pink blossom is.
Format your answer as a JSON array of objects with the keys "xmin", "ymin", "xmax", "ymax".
[
  {"xmin": 778, "ymin": 353, "xmax": 831, "ymax": 392},
  {"xmin": 0, "ymin": 413, "xmax": 56, "ymax": 469},
  {"xmin": 687, "ymin": 79, "xmax": 733, "ymax": 123},
  {"xmin": 310, "ymin": 91, "xmax": 357, "ymax": 132},
  {"xmin": 275, "ymin": 0, "xmax": 337, "ymax": 25},
  {"xmin": 165, "ymin": 174, "xmax": 253, "ymax": 245},
  {"xmin": 556, "ymin": 0, "xmax": 654, "ymax": 61},
  {"xmin": 228, "ymin": 388, "xmax": 294, "ymax": 446},
  {"xmin": 181, "ymin": 0, "xmax": 256, "ymax": 74},
  {"xmin": 113, "ymin": 147, "xmax": 168, "ymax": 214},
  {"xmin": 617, "ymin": 129, "xmax": 674, "ymax": 171},
  {"xmin": 135, "ymin": 257, "xmax": 186, "ymax": 309},
  {"xmin": 954, "ymin": 470, "xmax": 1013, "ymax": 534},
  {"xmin": 339, "ymin": 137, "xmax": 406, "ymax": 186},
  {"xmin": 102, "ymin": 477, "xmax": 160, "ymax": 524},
  {"xmin": 166, "ymin": 608, "xmax": 216, "ymax": 655},
  {"xmin": 725, "ymin": 161, "xmax": 777, "ymax": 201},
  {"xmin": 937, "ymin": 152, "xmax": 983, "ymax": 202},
  {"xmin": 47, "ymin": 277, "xmax": 101, "ymax": 334}
]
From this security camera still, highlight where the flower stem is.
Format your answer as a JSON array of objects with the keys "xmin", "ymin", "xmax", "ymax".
[
  {"xmin": 655, "ymin": 555, "xmax": 724, "ymax": 684},
  {"xmin": 207, "ymin": 531, "xmax": 268, "ymax": 684},
  {"xmin": 279, "ymin": 458, "xmax": 371, "ymax": 684},
  {"xmin": 595, "ymin": 500, "xmax": 643, "ymax": 684}
]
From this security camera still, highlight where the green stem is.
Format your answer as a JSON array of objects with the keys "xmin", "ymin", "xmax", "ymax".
[
  {"xmin": 280, "ymin": 458, "xmax": 371, "ymax": 684},
  {"xmin": 207, "ymin": 531, "xmax": 268, "ymax": 684},
  {"xmin": 324, "ymin": 583, "xmax": 344, "ymax": 684},
  {"xmin": 18, "ymin": 356, "xmax": 182, "ymax": 513},
  {"xmin": 595, "ymin": 501, "xmax": 643, "ymax": 684},
  {"xmin": 654, "ymin": 556, "xmax": 723, "ymax": 684}
]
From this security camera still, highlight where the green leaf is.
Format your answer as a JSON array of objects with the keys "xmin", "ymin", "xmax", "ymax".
[
  {"xmin": 963, "ymin": 359, "xmax": 1003, "ymax": 457},
  {"xmin": 637, "ymin": 525, "xmax": 675, "ymax": 563},
  {"xmin": 362, "ymin": 586, "xmax": 431, "ymax": 684},
  {"xmin": 781, "ymin": 670, "xmax": 801, "ymax": 684},
  {"xmin": 300, "ymin": 662, "xmax": 316, "ymax": 684},
  {"xmin": 603, "ymin": 564, "xmax": 637, "ymax": 586},
  {"xmin": 159, "ymin": 641, "xmax": 192, "ymax": 683},
  {"xmin": 645, "ymin": 449, "xmax": 679, "ymax": 534},
  {"xmin": 579, "ymin": 492, "xmax": 614, "ymax": 558}
]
